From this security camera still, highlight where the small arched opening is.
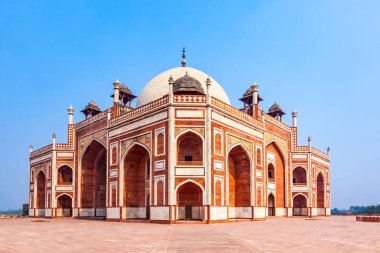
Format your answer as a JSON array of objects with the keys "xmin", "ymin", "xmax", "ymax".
[
  {"xmin": 57, "ymin": 194, "xmax": 73, "ymax": 217},
  {"xmin": 268, "ymin": 193, "xmax": 275, "ymax": 216},
  {"xmin": 177, "ymin": 132, "xmax": 203, "ymax": 166},
  {"xmin": 177, "ymin": 182, "xmax": 203, "ymax": 220},
  {"xmin": 292, "ymin": 167, "xmax": 307, "ymax": 184},
  {"xmin": 268, "ymin": 163, "xmax": 275, "ymax": 181},
  {"xmin": 57, "ymin": 165, "xmax": 73, "ymax": 185},
  {"xmin": 293, "ymin": 194, "xmax": 308, "ymax": 216},
  {"xmin": 215, "ymin": 133, "xmax": 222, "ymax": 155}
]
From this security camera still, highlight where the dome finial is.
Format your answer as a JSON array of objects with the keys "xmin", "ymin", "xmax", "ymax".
[{"xmin": 181, "ymin": 47, "xmax": 187, "ymax": 67}]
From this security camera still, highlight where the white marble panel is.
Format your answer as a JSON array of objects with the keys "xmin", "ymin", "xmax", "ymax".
[
  {"xmin": 175, "ymin": 167, "xmax": 204, "ymax": 176},
  {"xmin": 209, "ymin": 206, "xmax": 228, "ymax": 220},
  {"xmin": 125, "ymin": 207, "xmax": 146, "ymax": 219},
  {"xmin": 292, "ymin": 185, "xmax": 308, "ymax": 192},
  {"xmin": 79, "ymin": 208, "xmax": 95, "ymax": 217},
  {"xmin": 55, "ymin": 185, "xmax": 74, "ymax": 192},
  {"xmin": 155, "ymin": 160, "xmax": 165, "ymax": 171},
  {"xmin": 214, "ymin": 161, "xmax": 223, "ymax": 171},
  {"xmin": 107, "ymin": 207, "xmax": 120, "ymax": 219},
  {"xmin": 253, "ymin": 207, "xmax": 266, "ymax": 219},
  {"xmin": 110, "ymin": 169, "xmax": 118, "ymax": 178},
  {"xmin": 150, "ymin": 206, "xmax": 170, "ymax": 220},
  {"xmin": 176, "ymin": 110, "xmax": 204, "ymax": 118}
]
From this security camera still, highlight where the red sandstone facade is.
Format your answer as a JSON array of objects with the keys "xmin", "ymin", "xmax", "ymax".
[{"xmin": 28, "ymin": 57, "xmax": 331, "ymax": 222}]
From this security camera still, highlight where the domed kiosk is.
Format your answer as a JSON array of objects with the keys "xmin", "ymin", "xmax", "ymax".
[{"xmin": 136, "ymin": 66, "xmax": 230, "ymax": 107}]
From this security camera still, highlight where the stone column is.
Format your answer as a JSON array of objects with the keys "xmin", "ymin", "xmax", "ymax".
[
  {"xmin": 68, "ymin": 106, "xmax": 74, "ymax": 125},
  {"xmin": 292, "ymin": 110, "xmax": 298, "ymax": 127}
]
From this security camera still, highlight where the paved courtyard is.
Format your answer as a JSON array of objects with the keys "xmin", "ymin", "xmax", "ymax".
[{"xmin": 0, "ymin": 216, "xmax": 379, "ymax": 252}]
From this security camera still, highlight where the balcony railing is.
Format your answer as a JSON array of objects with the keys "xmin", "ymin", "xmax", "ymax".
[{"xmin": 109, "ymin": 95, "xmax": 169, "ymax": 126}]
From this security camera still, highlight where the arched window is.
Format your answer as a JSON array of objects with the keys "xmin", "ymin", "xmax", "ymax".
[
  {"xmin": 256, "ymin": 148, "xmax": 262, "ymax": 165},
  {"xmin": 215, "ymin": 133, "xmax": 222, "ymax": 155},
  {"xmin": 268, "ymin": 163, "xmax": 275, "ymax": 181},
  {"xmin": 111, "ymin": 146, "xmax": 117, "ymax": 165},
  {"xmin": 215, "ymin": 179, "xmax": 222, "ymax": 206},
  {"xmin": 292, "ymin": 167, "xmax": 307, "ymax": 184},
  {"xmin": 156, "ymin": 180, "xmax": 164, "ymax": 206},
  {"xmin": 177, "ymin": 132, "xmax": 203, "ymax": 166},
  {"xmin": 156, "ymin": 133, "xmax": 164, "ymax": 155},
  {"xmin": 57, "ymin": 165, "xmax": 73, "ymax": 184}
]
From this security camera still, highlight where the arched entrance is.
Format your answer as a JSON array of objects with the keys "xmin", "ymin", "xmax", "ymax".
[
  {"xmin": 177, "ymin": 182, "xmax": 203, "ymax": 220},
  {"xmin": 81, "ymin": 140, "xmax": 107, "ymax": 216},
  {"xmin": 317, "ymin": 173, "xmax": 325, "ymax": 215},
  {"xmin": 266, "ymin": 142, "xmax": 286, "ymax": 209},
  {"xmin": 36, "ymin": 171, "xmax": 46, "ymax": 211},
  {"xmin": 57, "ymin": 194, "xmax": 72, "ymax": 217},
  {"xmin": 124, "ymin": 144, "xmax": 150, "ymax": 219},
  {"xmin": 293, "ymin": 194, "xmax": 307, "ymax": 216},
  {"xmin": 268, "ymin": 193, "xmax": 275, "ymax": 216},
  {"xmin": 228, "ymin": 145, "xmax": 251, "ymax": 218}
]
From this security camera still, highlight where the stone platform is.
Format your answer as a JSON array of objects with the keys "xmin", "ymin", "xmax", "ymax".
[{"xmin": 0, "ymin": 216, "xmax": 379, "ymax": 252}]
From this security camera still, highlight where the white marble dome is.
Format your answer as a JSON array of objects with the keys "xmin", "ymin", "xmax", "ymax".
[{"xmin": 136, "ymin": 67, "xmax": 230, "ymax": 107}]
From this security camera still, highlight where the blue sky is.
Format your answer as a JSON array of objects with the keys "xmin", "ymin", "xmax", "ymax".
[{"xmin": 0, "ymin": 0, "xmax": 379, "ymax": 210}]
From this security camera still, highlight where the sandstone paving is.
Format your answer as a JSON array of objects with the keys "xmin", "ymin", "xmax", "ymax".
[{"xmin": 0, "ymin": 216, "xmax": 379, "ymax": 252}]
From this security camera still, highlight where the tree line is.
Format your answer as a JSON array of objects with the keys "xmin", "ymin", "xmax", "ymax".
[{"xmin": 332, "ymin": 204, "xmax": 380, "ymax": 215}]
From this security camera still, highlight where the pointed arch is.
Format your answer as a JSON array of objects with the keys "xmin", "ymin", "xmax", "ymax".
[
  {"xmin": 227, "ymin": 144, "xmax": 251, "ymax": 209},
  {"xmin": 176, "ymin": 180, "xmax": 204, "ymax": 220},
  {"xmin": 293, "ymin": 193, "xmax": 308, "ymax": 216},
  {"xmin": 57, "ymin": 164, "xmax": 73, "ymax": 184},
  {"xmin": 57, "ymin": 193, "xmax": 73, "ymax": 217},
  {"xmin": 176, "ymin": 129, "xmax": 204, "ymax": 166},
  {"xmin": 265, "ymin": 141, "xmax": 287, "ymax": 208},
  {"xmin": 79, "ymin": 139, "xmax": 107, "ymax": 212},
  {"xmin": 268, "ymin": 192, "xmax": 275, "ymax": 216},
  {"xmin": 292, "ymin": 166, "xmax": 307, "ymax": 184},
  {"xmin": 36, "ymin": 170, "xmax": 46, "ymax": 210},
  {"xmin": 121, "ymin": 142, "xmax": 151, "ymax": 219},
  {"xmin": 317, "ymin": 172, "xmax": 325, "ymax": 208}
]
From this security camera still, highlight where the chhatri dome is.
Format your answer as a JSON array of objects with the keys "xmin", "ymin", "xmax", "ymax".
[{"xmin": 136, "ymin": 49, "xmax": 230, "ymax": 107}]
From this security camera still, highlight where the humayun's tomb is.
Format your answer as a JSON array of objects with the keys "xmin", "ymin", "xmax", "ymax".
[{"xmin": 28, "ymin": 50, "xmax": 331, "ymax": 222}]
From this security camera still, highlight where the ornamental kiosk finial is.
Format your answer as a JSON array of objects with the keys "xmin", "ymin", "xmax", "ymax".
[{"xmin": 181, "ymin": 47, "xmax": 186, "ymax": 67}]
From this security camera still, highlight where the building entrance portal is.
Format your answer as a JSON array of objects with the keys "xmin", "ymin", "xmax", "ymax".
[
  {"xmin": 177, "ymin": 182, "xmax": 203, "ymax": 220},
  {"xmin": 268, "ymin": 193, "xmax": 275, "ymax": 216},
  {"xmin": 57, "ymin": 194, "xmax": 72, "ymax": 217},
  {"xmin": 124, "ymin": 144, "xmax": 150, "ymax": 219},
  {"xmin": 81, "ymin": 140, "xmax": 107, "ymax": 217},
  {"xmin": 293, "ymin": 194, "xmax": 307, "ymax": 216},
  {"xmin": 36, "ymin": 171, "xmax": 46, "ymax": 212}
]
